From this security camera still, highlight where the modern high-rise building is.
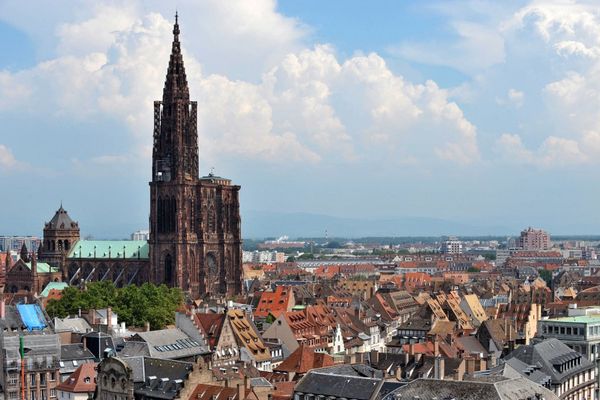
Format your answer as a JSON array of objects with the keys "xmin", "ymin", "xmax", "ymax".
[
  {"xmin": 441, "ymin": 236, "xmax": 463, "ymax": 254},
  {"xmin": 148, "ymin": 14, "xmax": 242, "ymax": 296},
  {"xmin": 518, "ymin": 227, "xmax": 551, "ymax": 250}
]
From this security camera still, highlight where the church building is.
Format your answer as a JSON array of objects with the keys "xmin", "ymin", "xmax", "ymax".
[{"xmin": 32, "ymin": 15, "xmax": 243, "ymax": 299}]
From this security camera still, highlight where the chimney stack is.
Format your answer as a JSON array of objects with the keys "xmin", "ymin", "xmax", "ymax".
[
  {"xmin": 408, "ymin": 343, "xmax": 415, "ymax": 356},
  {"xmin": 107, "ymin": 307, "xmax": 113, "ymax": 332},
  {"xmin": 237, "ymin": 384, "xmax": 244, "ymax": 400},
  {"xmin": 145, "ymin": 321, "xmax": 151, "ymax": 332},
  {"xmin": 434, "ymin": 356, "xmax": 445, "ymax": 380}
]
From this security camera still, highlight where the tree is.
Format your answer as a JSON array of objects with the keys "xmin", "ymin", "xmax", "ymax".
[
  {"xmin": 467, "ymin": 267, "xmax": 480, "ymax": 273},
  {"xmin": 46, "ymin": 282, "xmax": 183, "ymax": 330}
]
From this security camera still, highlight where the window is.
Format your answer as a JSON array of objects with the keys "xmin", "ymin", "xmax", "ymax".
[
  {"xmin": 8, "ymin": 392, "xmax": 17, "ymax": 400},
  {"xmin": 72, "ymin": 360, "xmax": 78, "ymax": 366},
  {"xmin": 49, "ymin": 389, "xmax": 56, "ymax": 398},
  {"xmin": 30, "ymin": 390, "xmax": 36, "ymax": 400},
  {"xmin": 30, "ymin": 374, "xmax": 36, "ymax": 386},
  {"xmin": 40, "ymin": 374, "xmax": 46, "ymax": 385}
]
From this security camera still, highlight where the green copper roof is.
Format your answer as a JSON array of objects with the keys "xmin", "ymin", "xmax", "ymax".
[
  {"xmin": 40, "ymin": 282, "xmax": 69, "ymax": 297},
  {"xmin": 545, "ymin": 315, "xmax": 600, "ymax": 324},
  {"xmin": 24, "ymin": 262, "xmax": 58, "ymax": 274},
  {"xmin": 67, "ymin": 240, "xmax": 149, "ymax": 260}
]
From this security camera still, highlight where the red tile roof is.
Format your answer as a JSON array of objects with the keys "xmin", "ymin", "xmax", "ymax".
[
  {"xmin": 56, "ymin": 363, "xmax": 97, "ymax": 393},
  {"xmin": 188, "ymin": 383, "xmax": 245, "ymax": 400},
  {"xmin": 194, "ymin": 313, "xmax": 225, "ymax": 348},
  {"xmin": 275, "ymin": 344, "xmax": 334, "ymax": 374},
  {"xmin": 254, "ymin": 286, "xmax": 293, "ymax": 318}
]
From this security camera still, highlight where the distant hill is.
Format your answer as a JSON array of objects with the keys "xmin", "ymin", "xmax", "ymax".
[{"xmin": 241, "ymin": 210, "xmax": 513, "ymax": 239}]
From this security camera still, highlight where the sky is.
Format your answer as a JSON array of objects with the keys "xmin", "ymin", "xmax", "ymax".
[{"xmin": 1, "ymin": 0, "xmax": 600, "ymax": 237}]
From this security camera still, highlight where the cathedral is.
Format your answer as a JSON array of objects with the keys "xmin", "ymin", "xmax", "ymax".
[
  {"xmin": 28, "ymin": 15, "xmax": 243, "ymax": 298},
  {"xmin": 148, "ymin": 14, "xmax": 243, "ymax": 296}
]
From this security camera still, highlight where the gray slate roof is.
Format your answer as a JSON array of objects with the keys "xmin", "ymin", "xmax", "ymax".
[
  {"xmin": 54, "ymin": 317, "xmax": 92, "ymax": 333},
  {"xmin": 294, "ymin": 371, "xmax": 383, "ymax": 400},
  {"xmin": 132, "ymin": 328, "xmax": 209, "ymax": 359},
  {"xmin": 121, "ymin": 356, "xmax": 193, "ymax": 400},
  {"xmin": 316, "ymin": 364, "xmax": 384, "ymax": 378},
  {"xmin": 61, "ymin": 344, "xmax": 95, "ymax": 361},
  {"xmin": 506, "ymin": 338, "xmax": 593, "ymax": 384},
  {"xmin": 503, "ymin": 357, "xmax": 552, "ymax": 387},
  {"xmin": 387, "ymin": 377, "xmax": 559, "ymax": 400}
]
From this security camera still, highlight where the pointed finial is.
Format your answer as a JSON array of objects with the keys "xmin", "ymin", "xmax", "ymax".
[{"xmin": 173, "ymin": 11, "xmax": 180, "ymax": 39}]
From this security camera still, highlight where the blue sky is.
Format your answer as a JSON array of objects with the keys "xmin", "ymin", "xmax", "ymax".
[{"xmin": 1, "ymin": 0, "xmax": 600, "ymax": 238}]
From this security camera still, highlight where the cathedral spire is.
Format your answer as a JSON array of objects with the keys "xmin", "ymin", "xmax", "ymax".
[{"xmin": 163, "ymin": 12, "xmax": 189, "ymax": 103}]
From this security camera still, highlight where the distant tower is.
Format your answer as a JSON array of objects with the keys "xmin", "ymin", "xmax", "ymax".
[
  {"xmin": 149, "ymin": 14, "xmax": 242, "ymax": 297},
  {"xmin": 39, "ymin": 204, "xmax": 80, "ymax": 276}
]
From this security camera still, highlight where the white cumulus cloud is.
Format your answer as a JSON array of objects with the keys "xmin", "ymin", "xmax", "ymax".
[{"xmin": 0, "ymin": 2, "xmax": 481, "ymax": 168}]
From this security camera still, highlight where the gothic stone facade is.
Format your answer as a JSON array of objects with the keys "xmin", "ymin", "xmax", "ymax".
[{"xmin": 149, "ymin": 16, "xmax": 242, "ymax": 297}]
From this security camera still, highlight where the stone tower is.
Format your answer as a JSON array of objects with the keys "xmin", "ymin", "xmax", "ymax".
[
  {"xmin": 149, "ymin": 14, "xmax": 242, "ymax": 297},
  {"xmin": 39, "ymin": 204, "xmax": 80, "ymax": 276}
]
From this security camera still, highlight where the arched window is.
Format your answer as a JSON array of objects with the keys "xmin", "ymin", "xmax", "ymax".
[{"xmin": 64, "ymin": 240, "xmax": 70, "ymax": 251}]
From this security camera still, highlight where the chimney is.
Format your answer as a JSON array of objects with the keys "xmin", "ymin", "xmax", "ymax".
[
  {"xmin": 145, "ymin": 321, "xmax": 151, "ymax": 332},
  {"xmin": 408, "ymin": 343, "xmax": 415, "ymax": 356},
  {"xmin": 395, "ymin": 365, "xmax": 403, "ymax": 381},
  {"xmin": 434, "ymin": 339, "xmax": 440, "ymax": 357},
  {"xmin": 415, "ymin": 353, "xmax": 422, "ymax": 364},
  {"xmin": 466, "ymin": 358, "xmax": 475, "ymax": 375},
  {"xmin": 106, "ymin": 307, "xmax": 112, "ymax": 331},
  {"xmin": 237, "ymin": 383, "xmax": 244, "ymax": 400},
  {"xmin": 370, "ymin": 350, "xmax": 379, "ymax": 365},
  {"xmin": 434, "ymin": 356, "xmax": 445, "ymax": 380},
  {"xmin": 244, "ymin": 375, "xmax": 249, "ymax": 390},
  {"xmin": 0, "ymin": 296, "xmax": 5, "ymax": 320}
]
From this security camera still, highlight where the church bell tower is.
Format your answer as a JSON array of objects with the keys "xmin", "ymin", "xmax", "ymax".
[{"xmin": 149, "ymin": 14, "xmax": 242, "ymax": 297}]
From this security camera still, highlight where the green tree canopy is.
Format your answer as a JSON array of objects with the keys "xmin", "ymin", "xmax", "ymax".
[{"xmin": 46, "ymin": 282, "xmax": 183, "ymax": 330}]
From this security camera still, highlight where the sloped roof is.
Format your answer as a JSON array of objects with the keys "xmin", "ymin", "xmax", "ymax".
[
  {"xmin": 41, "ymin": 282, "xmax": 68, "ymax": 297},
  {"xmin": 10, "ymin": 260, "xmax": 58, "ymax": 274},
  {"xmin": 47, "ymin": 205, "xmax": 78, "ymax": 230},
  {"xmin": 132, "ymin": 328, "xmax": 209, "ymax": 359},
  {"xmin": 56, "ymin": 362, "xmax": 97, "ymax": 393},
  {"xmin": 388, "ymin": 377, "xmax": 559, "ymax": 400},
  {"xmin": 254, "ymin": 286, "xmax": 293, "ymax": 318},
  {"xmin": 506, "ymin": 338, "xmax": 594, "ymax": 383},
  {"xmin": 275, "ymin": 344, "xmax": 334, "ymax": 374},
  {"xmin": 194, "ymin": 313, "xmax": 225, "ymax": 348},
  {"xmin": 294, "ymin": 371, "xmax": 383, "ymax": 400},
  {"xmin": 67, "ymin": 240, "xmax": 149, "ymax": 260}
]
